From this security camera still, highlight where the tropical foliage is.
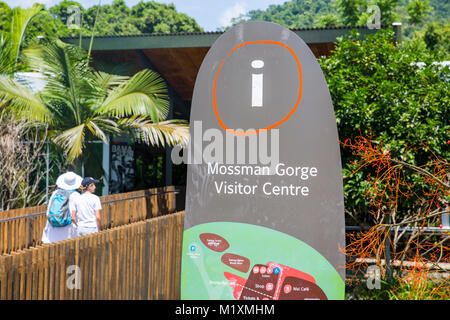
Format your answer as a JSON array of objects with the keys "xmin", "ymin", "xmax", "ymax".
[
  {"xmin": 318, "ymin": 28, "xmax": 449, "ymax": 225},
  {"xmin": 228, "ymin": 0, "xmax": 449, "ymax": 57},
  {"xmin": 235, "ymin": 0, "xmax": 338, "ymax": 29},
  {"xmin": 0, "ymin": 4, "xmax": 189, "ymax": 165},
  {"xmin": 0, "ymin": 4, "xmax": 190, "ymax": 205},
  {"xmin": 0, "ymin": 6, "xmax": 50, "ymax": 210},
  {"xmin": 238, "ymin": 0, "xmax": 448, "ymax": 28},
  {"xmin": 0, "ymin": 4, "xmax": 43, "ymax": 74},
  {"xmin": 1, "ymin": 39, "xmax": 188, "ymax": 162},
  {"xmin": 0, "ymin": 0, "xmax": 202, "ymax": 39}
]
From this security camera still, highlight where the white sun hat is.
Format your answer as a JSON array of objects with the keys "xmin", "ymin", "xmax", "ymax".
[{"xmin": 56, "ymin": 172, "xmax": 83, "ymax": 190}]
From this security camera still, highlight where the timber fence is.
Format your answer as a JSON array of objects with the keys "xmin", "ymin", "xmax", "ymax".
[
  {"xmin": 0, "ymin": 186, "xmax": 185, "ymax": 255},
  {"xmin": 0, "ymin": 211, "xmax": 184, "ymax": 300}
]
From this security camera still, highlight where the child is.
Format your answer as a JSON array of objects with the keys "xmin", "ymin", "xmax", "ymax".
[{"xmin": 73, "ymin": 177, "xmax": 102, "ymax": 236}]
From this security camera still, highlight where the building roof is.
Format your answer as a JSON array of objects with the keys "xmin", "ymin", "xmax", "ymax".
[
  {"xmin": 61, "ymin": 25, "xmax": 399, "ymax": 102},
  {"xmin": 61, "ymin": 25, "xmax": 392, "ymax": 50}
]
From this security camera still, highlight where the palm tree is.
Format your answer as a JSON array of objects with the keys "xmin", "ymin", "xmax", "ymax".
[{"xmin": 0, "ymin": 39, "xmax": 188, "ymax": 162}]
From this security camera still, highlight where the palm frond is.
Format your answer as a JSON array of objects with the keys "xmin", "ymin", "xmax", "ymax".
[
  {"xmin": 53, "ymin": 123, "xmax": 85, "ymax": 162},
  {"xmin": 0, "ymin": 34, "xmax": 14, "ymax": 75},
  {"xmin": 91, "ymin": 71, "xmax": 130, "ymax": 104},
  {"xmin": 96, "ymin": 69, "xmax": 169, "ymax": 122},
  {"xmin": 93, "ymin": 71, "xmax": 130, "ymax": 91},
  {"xmin": 85, "ymin": 116, "xmax": 120, "ymax": 143},
  {"xmin": 24, "ymin": 41, "xmax": 93, "ymax": 124},
  {"xmin": 10, "ymin": 6, "xmax": 43, "ymax": 69},
  {"xmin": 0, "ymin": 74, "xmax": 51, "ymax": 122},
  {"xmin": 120, "ymin": 116, "xmax": 189, "ymax": 147}
]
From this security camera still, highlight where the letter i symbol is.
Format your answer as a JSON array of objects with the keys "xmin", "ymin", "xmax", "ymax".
[{"xmin": 251, "ymin": 60, "xmax": 264, "ymax": 107}]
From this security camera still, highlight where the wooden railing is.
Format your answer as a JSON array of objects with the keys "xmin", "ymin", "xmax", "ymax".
[
  {"xmin": 0, "ymin": 211, "xmax": 184, "ymax": 300},
  {"xmin": 0, "ymin": 186, "xmax": 185, "ymax": 255}
]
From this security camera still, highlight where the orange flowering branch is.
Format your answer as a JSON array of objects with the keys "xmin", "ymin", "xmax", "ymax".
[{"xmin": 341, "ymin": 134, "xmax": 449, "ymax": 299}]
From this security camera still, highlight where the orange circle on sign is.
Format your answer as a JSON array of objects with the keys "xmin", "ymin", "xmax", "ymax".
[{"xmin": 213, "ymin": 41, "xmax": 303, "ymax": 135}]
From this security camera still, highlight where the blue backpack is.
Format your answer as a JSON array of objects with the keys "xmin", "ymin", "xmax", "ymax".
[{"xmin": 47, "ymin": 189, "xmax": 74, "ymax": 227}]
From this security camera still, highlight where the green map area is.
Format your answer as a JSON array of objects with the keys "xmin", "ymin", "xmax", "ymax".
[{"xmin": 181, "ymin": 222, "xmax": 345, "ymax": 300}]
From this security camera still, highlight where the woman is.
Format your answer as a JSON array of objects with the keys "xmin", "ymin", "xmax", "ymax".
[{"xmin": 41, "ymin": 172, "xmax": 82, "ymax": 244}]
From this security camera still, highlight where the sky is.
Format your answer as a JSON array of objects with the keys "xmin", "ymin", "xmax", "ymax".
[{"xmin": 4, "ymin": 0, "xmax": 289, "ymax": 32}]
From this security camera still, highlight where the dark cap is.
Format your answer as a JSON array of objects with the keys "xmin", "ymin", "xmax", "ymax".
[{"xmin": 81, "ymin": 177, "xmax": 100, "ymax": 188}]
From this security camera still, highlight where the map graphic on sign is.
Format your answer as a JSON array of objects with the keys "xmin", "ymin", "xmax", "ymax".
[
  {"xmin": 181, "ymin": 21, "xmax": 345, "ymax": 300},
  {"xmin": 182, "ymin": 223, "xmax": 341, "ymax": 300}
]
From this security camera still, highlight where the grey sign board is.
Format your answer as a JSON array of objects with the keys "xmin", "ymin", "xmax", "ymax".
[{"xmin": 180, "ymin": 21, "xmax": 345, "ymax": 300}]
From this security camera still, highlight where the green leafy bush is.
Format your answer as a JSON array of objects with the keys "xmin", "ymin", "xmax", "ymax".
[{"xmin": 319, "ymin": 28, "xmax": 449, "ymax": 223}]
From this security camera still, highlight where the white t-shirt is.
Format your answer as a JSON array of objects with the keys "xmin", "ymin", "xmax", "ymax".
[
  {"xmin": 69, "ymin": 191, "xmax": 80, "ymax": 213},
  {"xmin": 74, "ymin": 193, "xmax": 102, "ymax": 228}
]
